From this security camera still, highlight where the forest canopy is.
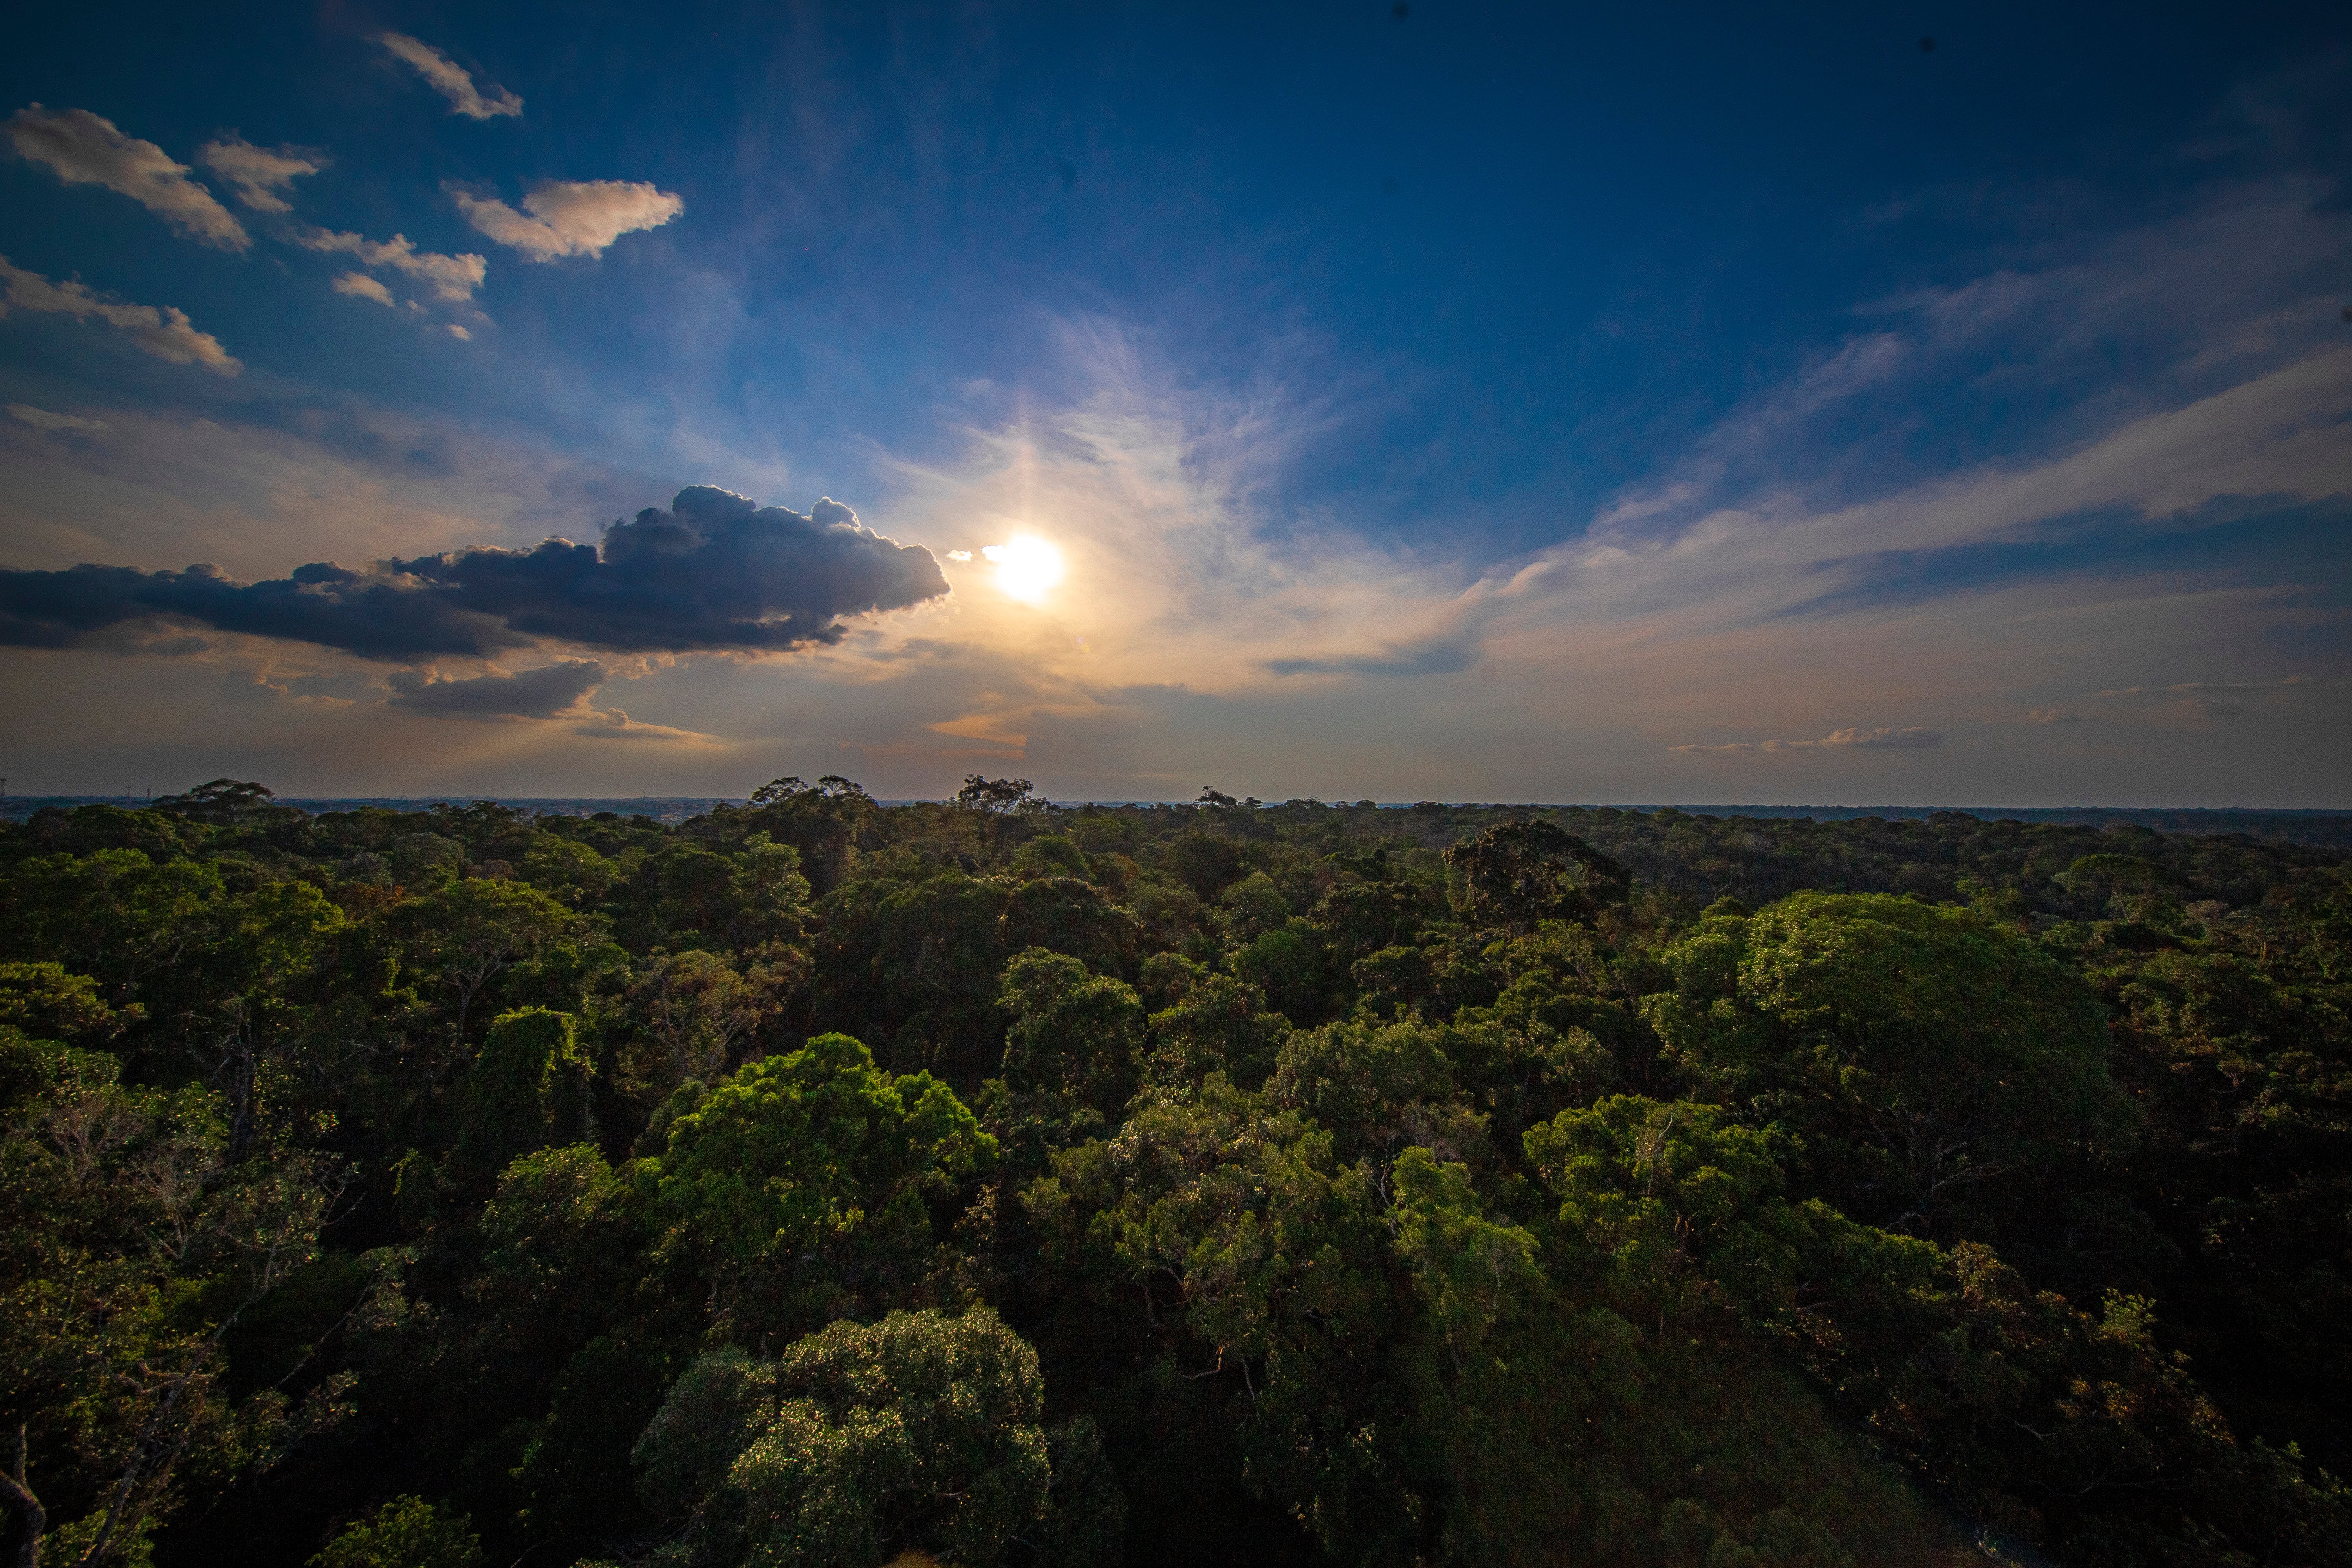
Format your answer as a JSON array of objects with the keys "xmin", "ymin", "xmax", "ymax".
[{"xmin": 2, "ymin": 785, "xmax": 2348, "ymax": 1568}]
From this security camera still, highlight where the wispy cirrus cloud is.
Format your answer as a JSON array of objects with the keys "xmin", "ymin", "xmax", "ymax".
[
  {"xmin": 293, "ymin": 226, "xmax": 487, "ymax": 304},
  {"xmin": 375, "ymin": 34, "xmax": 523, "ymax": 120},
  {"xmin": 5, "ymin": 105, "xmax": 248, "ymax": 249},
  {"xmin": 6, "ymin": 404, "xmax": 110, "ymax": 435},
  {"xmin": 453, "ymin": 181, "xmax": 685, "ymax": 261},
  {"xmin": 2086, "ymin": 675, "xmax": 2311, "ymax": 698},
  {"xmin": 0, "ymin": 257, "xmax": 239, "ymax": 371},
  {"xmin": 1668, "ymin": 726, "xmax": 1945, "ymax": 754},
  {"xmin": 570, "ymin": 705, "xmax": 711, "ymax": 744},
  {"xmin": 196, "ymin": 135, "xmax": 324, "ymax": 214},
  {"xmin": 2082, "ymin": 674, "xmax": 2326, "ymax": 724}
]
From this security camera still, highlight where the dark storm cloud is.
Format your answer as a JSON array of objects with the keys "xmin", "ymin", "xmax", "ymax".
[
  {"xmin": 0, "ymin": 560, "xmax": 523, "ymax": 658},
  {"xmin": 0, "ymin": 487, "xmax": 949, "ymax": 659},
  {"xmin": 387, "ymin": 660, "xmax": 606, "ymax": 718}
]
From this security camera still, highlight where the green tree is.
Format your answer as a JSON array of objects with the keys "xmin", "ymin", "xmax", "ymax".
[
  {"xmin": 1001, "ymin": 879, "xmax": 1139, "ymax": 979},
  {"xmin": 636, "ymin": 1309, "xmax": 1115, "ymax": 1568},
  {"xmin": 727, "ymin": 838, "xmax": 813, "ymax": 945},
  {"xmin": 0, "ymin": 851, "xmax": 227, "ymax": 1008},
  {"xmin": 518, "ymin": 836, "xmax": 619, "ymax": 910},
  {"xmin": 0, "ymin": 964, "xmax": 134, "ymax": 1049},
  {"xmin": 184, "ymin": 879, "xmax": 348, "ymax": 1163},
  {"xmin": 1645, "ymin": 892, "xmax": 2133, "ymax": 1228},
  {"xmin": 1012, "ymin": 834, "xmax": 1092, "ymax": 882},
  {"xmin": 998, "ymin": 949, "xmax": 1145, "ymax": 1115},
  {"xmin": 309, "ymin": 1496, "xmax": 480, "ymax": 1568},
  {"xmin": 398, "ymin": 879, "xmax": 580, "ymax": 1044},
  {"xmin": 1213, "ymin": 873, "xmax": 1291, "ymax": 947},
  {"xmin": 1144, "ymin": 974, "xmax": 1286, "ymax": 1090},
  {"xmin": 623, "ymin": 949, "xmax": 796, "ymax": 1098},
  {"xmin": 816, "ymin": 873, "xmax": 1012, "ymax": 1080},
  {"xmin": 1, "ymin": 1039, "xmax": 349, "ymax": 1568},
  {"xmin": 638, "ymin": 1035, "xmax": 993, "ymax": 1333},
  {"xmin": 461, "ymin": 1009, "xmax": 594, "ymax": 1175},
  {"xmin": 1024, "ymin": 1078, "xmax": 1407, "ymax": 1562}
]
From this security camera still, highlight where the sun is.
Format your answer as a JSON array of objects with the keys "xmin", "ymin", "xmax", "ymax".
[{"xmin": 981, "ymin": 535, "xmax": 1065, "ymax": 603}]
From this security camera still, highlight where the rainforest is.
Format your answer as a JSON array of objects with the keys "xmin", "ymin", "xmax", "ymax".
[{"xmin": 3, "ymin": 781, "xmax": 2349, "ymax": 1568}]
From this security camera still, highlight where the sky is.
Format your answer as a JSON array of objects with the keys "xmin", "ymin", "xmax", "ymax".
[{"xmin": 0, "ymin": 1, "xmax": 2347, "ymax": 806}]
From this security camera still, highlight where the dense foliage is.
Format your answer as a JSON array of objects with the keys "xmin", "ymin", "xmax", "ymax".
[{"xmin": 2, "ymin": 780, "xmax": 2347, "ymax": 1568}]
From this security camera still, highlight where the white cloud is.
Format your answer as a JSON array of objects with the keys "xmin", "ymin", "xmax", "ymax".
[
  {"xmin": 331, "ymin": 271, "xmax": 395, "ymax": 306},
  {"xmin": 454, "ymin": 181, "xmax": 684, "ymax": 260},
  {"xmin": 295, "ymin": 227, "xmax": 487, "ymax": 303},
  {"xmin": 196, "ymin": 136, "xmax": 324, "ymax": 213},
  {"xmin": 6, "ymin": 104, "xmax": 248, "ymax": 249},
  {"xmin": 1668, "ymin": 726, "xmax": 1945, "ymax": 754},
  {"xmin": 1811, "ymin": 726, "xmax": 1944, "ymax": 749},
  {"xmin": 0, "ymin": 256, "xmax": 239, "ymax": 372},
  {"xmin": 6, "ymin": 403, "xmax": 110, "ymax": 434},
  {"xmin": 446, "ymin": 323, "xmax": 472, "ymax": 340},
  {"xmin": 375, "ymin": 34, "xmax": 522, "ymax": 120}
]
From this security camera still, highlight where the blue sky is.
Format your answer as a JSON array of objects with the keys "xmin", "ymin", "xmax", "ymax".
[{"xmin": 1, "ymin": 1, "xmax": 2346, "ymax": 803}]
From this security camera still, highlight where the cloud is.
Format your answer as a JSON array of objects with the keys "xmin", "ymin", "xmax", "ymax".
[
  {"xmin": 446, "ymin": 324, "xmax": 472, "ymax": 340},
  {"xmin": 376, "ymin": 34, "xmax": 522, "ymax": 120},
  {"xmin": 223, "ymin": 668, "xmax": 384, "ymax": 705},
  {"xmin": 1813, "ymin": 726, "xmax": 1945, "ymax": 749},
  {"xmin": 388, "ymin": 659, "xmax": 605, "ymax": 718},
  {"xmin": 295, "ymin": 227, "xmax": 487, "ymax": 303},
  {"xmin": 0, "ymin": 256, "xmax": 240, "ymax": 371},
  {"xmin": 1265, "ymin": 628, "xmax": 1479, "ymax": 678},
  {"xmin": 571, "ymin": 706, "xmax": 709, "ymax": 743},
  {"xmin": 453, "ymin": 181, "xmax": 684, "ymax": 260},
  {"xmin": 1669, "ymin": 726, "xmax": 1945, "ymax": 753},
  {"xmin": 196, "ymin": 136, "xmax": 322, "ymax": 213},
  {"xmin": 2017, "ymin": 708, "xmax": 2092, "ymax": 723},
  {"xmin": 2081, "ymin": 675, "xmax": 2323, "ymax": 725},
  {"xmin": 332, "ymin": 272, "xmax": 395, "ymax": 306},
  {"xmin": 5, "ymin": 105, "xmax": 248, "ymax": 248},
  {"xmin": 2087, "ymin": 675, "xmax": 2309, "ymax": 698},
  {"xmin": 0, "ymin": 486, "xmax": 948, "ymax": 660},
  {"xmin": 6, "ymin": 403, "xmax": 110, "ymax": 434},
  {"xmin": 0, "ymin": 559, "xmax": 521, "ymax": 659}
]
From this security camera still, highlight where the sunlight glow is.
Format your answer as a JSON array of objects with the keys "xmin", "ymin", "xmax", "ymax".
[{"xmin": 981, "ymin": 535, "xmax": 1066, "ymax": 603}]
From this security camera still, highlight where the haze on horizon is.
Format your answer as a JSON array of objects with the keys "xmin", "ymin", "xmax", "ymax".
[{"xmin": 1, "ymin": 2, "xmax": 2347, "ymax": 808}]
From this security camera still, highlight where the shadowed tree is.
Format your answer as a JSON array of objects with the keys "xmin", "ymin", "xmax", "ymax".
[
  {"xmin": 1643, "ymin": 891, "xmax": 2133, "ymax": 1230},
  {"xmin": 956, "ymin": 775, "xmax": 1038, "ymax": 814},
  {"xmin": 309, "ymin": 1496, "xmax": 480, "ymax": 1568},
  {"xmin": 998, "ymin": 949, "xmax": 1146, "ymax": 1115},
  {"xmin": 634, "ymin": 1308, "xmax": 1120, "ymax": 1568},
  {"xmin": 1445, "ymin": 821, "xmax": 1631, "ymax": 935},
  {"xmin": 397, "ymin": 879, "xmax": 580, "ymax": 1044}
]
